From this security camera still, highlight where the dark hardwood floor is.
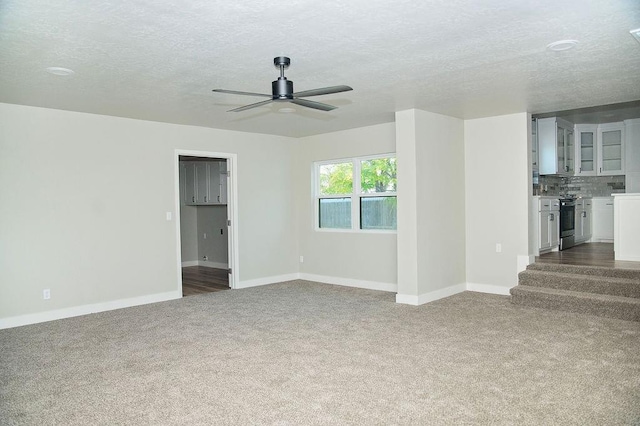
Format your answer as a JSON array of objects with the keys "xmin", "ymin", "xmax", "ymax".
[
  {"xmin": 182, "ymin": 266, "xmax": 230, "ymax": 296},
  {"xmin": 537, "ymin": 242, "xmax": 640, "ymax": 270}
]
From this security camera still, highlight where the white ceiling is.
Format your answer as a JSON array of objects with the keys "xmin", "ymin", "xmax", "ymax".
[{"xmin": 1, "ymin": 0, "xmax": 639, "ymax": 138}]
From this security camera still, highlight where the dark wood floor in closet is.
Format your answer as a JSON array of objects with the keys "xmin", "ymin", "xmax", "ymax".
[
  {"xmin": 537, "ymin": 242, "xmax": 640, "ymax": 270},
  {"xmin": 182, "ymin": 266, "xmax": 229, "ymax": 296}
]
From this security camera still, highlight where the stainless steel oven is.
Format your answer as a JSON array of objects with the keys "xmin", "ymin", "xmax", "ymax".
[{"xmin": 559, "ymin": 198, "xmax": 575, "ymax": 251}]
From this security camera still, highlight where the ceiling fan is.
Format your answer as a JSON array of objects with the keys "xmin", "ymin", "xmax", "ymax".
[{"xmin": 213, "ymin": 56, "xmax": 353, "ymax": 112}]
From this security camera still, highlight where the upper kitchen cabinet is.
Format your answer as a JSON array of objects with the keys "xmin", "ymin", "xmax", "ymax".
[
  {"xmin": 531, "ymin": 117, "xmax": 539, "ymax": 172},
  {"xmin": 575, "ymin": 124, "xmax": 598, "ymax": 176},
  {"xmin": 597, "ymin": 122, "xmax": 625, "ymax": 175},
  {"xmin": 538, "ymin": 117, "xmax": 574, "ymax": 175},
  {"xmin": 575, "ymin": 123, "xmax": 625, "ymax": 176},
  {"xmin": 182, "ymin": 160, "xmax": 227, "ymax": 206}
]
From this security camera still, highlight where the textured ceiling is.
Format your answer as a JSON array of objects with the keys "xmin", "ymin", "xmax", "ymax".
[{"xmin": 1, "ymin": 0, "xmax": 639, "ymax": 137}]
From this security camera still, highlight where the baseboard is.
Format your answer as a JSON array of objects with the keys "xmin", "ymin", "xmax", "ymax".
[
  {"xmin": 200, "ymin": 261, "xmax": 228, "ymax": 269},
  {"xmin": 299, "ymin": 273, "xmax": 397, "ymax": 293},
  {"xmin": 615, "ymin": 254, "xmax": 640, "ymax": 262},
  {"xmin": 235, "ymin": 273, "xmax": 301, "ymax": 289},
  {"xmin": 466, "ymin": 282, "xmax": 512, "ymax": 296},
  {"xmin": 0, "ymin": 290, "xmax": 182, "ymax": 330},
  {"xmin": 396, "ymin": 283, "xmax": 466, "ymax": 306},
  {"xmin": 181, "ymin": 260, "xmax": 228, "ymax": 269}
]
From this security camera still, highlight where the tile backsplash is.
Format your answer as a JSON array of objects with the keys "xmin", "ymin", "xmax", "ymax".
[{"xmin": 535, "ymin": 175, "xmax": 626, "ymax": 197}]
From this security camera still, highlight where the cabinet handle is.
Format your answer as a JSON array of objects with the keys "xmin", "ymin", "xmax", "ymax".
[
  {"xmin": 606, "ymin": 203, "xmax": 613, "ymax": 206},
  {"xmin": 217, "ymin": 195, "xmax": 220, "ymax": 202},
  {"xmin": 205, "ymin": 196, "xmax": 207, "ymax": 202}
]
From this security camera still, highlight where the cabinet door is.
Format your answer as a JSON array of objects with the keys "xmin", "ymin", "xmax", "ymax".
[
  {"xmin": 582, "ymin": 209, "xmax": 592, "ymax": 241},
  {"xmin": 539, "ymin": 211, "xmax": 551, "ymax": 250},
  {"xmin": 184, "ymin": 162, "xmax": 197, "ymax": 205},
  {"xmin": 574, "ymin": 208, "xmax": 584, "ymax": 242},
  {"xmin": 219, "ymin": 171, "xmax": 228, "ymax": 204},
  {"xmin": 565, "ymin": 128, "xmax": 575, "ymax": 174},
  {"xmin": 549, "ymin": 212, "xmax": 560, "ymax": 247},
  {"xmin": 592, "ymin": 198, "xmax": 614, "ymax": 241},
  {"xmin": 575, "ymin": 125, "xmax": 597, "ymax": 176},
  {"xmin": 195, "ymin": 162, "xmax": 208, "ymax": 203},
  {"xmin": 207, "ymin": 162, "xmax": 221, "ymax": 204},
  {"xmin": 532, "ymin": 118, "xmax": 538, "ymax": 171},
  {"xmin": 598, "ymin": 123, "xmax": 625, "ymax": 175},
  {"xmin": 556, "ymin": 125, "xmax": 566, "ymax": 173}
]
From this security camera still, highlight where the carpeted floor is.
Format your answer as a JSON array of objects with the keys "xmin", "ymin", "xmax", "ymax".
[{"xmin": 1, "ymin": 281, "xmax": 639, "ymax": 425}]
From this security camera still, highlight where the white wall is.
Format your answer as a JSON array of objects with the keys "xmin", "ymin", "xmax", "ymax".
[
  {"xmin": 0, "ymin": 103, "xmax": 298, "ymax": 324},
  {"xmin": 294, "ymin": 123, "xmax": 397, "ymax": 290},
  {"xmin": 396, "ymin": 109, "xmax": 466, "ymax": 304},
  {"xmin": 624, "ymin": 119, "xmax": 640, "ymax": 193},
  {"xmin": 180, "ymin": 204, "xmax": 198, "ymax": 262},
  {"xmin": 464, "ymin": 113, "xmax": 531, "ymax": 292}
]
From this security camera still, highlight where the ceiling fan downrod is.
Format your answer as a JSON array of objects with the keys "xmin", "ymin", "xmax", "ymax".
[{"xmin": 272, "ymin": 56, "xmax": 293, "ymax": 99}]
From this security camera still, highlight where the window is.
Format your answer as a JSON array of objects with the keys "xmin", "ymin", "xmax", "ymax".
[{"xmin": 315, "ymin": 154, "xmax": 397, "ymax": 231}]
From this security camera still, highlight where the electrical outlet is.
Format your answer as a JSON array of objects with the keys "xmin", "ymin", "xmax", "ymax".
[
  {"xmin": 43, "ymin": 289, "xmax": 51, "ymax": 300},
  {"xmin": 203, "ymin": 255, "xmax": 208, "ymax": 261},
  {"xmin": 299, "ymin": 255, "xmax": 304, "ymax": 263},
  {"xmin": 496, "ymin": 243, "xmax": 502, "ymax": 253}
]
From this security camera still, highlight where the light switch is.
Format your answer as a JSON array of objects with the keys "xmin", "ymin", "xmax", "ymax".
[{"xmin": 166, "ymin": 212, "xmax": 172, "ymax": 221}]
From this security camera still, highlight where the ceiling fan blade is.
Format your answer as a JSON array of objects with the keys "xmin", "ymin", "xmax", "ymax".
[
  {"xmin": 228, "ymin": 99, "xmax": 274, "ymax": 112},
  {"xmin": 213, "ymin": 89, "xmax": 271, "ymax": 98},
  {"xmin": 290, "ymin": 98, "xmax": 337, "ymax": 111},
  {"xmin": 291, "ymin": 85, "xmax": 353, "ymax": 98}
]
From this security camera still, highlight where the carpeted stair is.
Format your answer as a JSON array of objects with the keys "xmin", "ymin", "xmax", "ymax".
[{"xmin": 510, "ymin": 262, "xmax": 640, "ymax": 322}]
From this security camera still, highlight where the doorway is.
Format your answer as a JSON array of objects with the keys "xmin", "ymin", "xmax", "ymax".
[{"xmin": 175, "ymin": 150, "xmax": 238, "ymax": 295}]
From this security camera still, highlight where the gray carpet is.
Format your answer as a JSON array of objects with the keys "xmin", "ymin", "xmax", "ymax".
[{"xmin": 1, "ymin": 281, "xmax": 640, "ymax": 425}]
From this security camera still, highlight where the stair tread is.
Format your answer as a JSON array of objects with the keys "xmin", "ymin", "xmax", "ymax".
[
  {"xmin": 519, "ymin": 269, "xmax": 640, "ymax": 284},
  {"xmin": 511, "ymin": 285, "xmax": 640, "ymax": 304},
  {"xmin": 527, "ymin": 263, "xmax": 640, "ymax": 279}
]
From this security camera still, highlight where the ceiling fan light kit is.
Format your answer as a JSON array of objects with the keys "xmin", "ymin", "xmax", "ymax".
[{"xmin": 213, "ymin": 57, "xmax": 352, "ymax": 113}]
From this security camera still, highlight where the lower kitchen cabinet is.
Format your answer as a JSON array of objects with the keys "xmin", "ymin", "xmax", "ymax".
[
  {"xmin": 538, "ymin": 197, "xmax": 560, "ymax": 252},
  {"xmin": 574, "ymin": 198, "xmax": 592, "ymax": 244},
  {"xmin": 591, "ymin": 197, "xmax": 614, "ymax": 242}
]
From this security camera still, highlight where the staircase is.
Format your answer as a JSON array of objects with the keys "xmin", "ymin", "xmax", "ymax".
[{"xmin": 510, "ymin": 262, "xmax": 640, "ymax": 322}]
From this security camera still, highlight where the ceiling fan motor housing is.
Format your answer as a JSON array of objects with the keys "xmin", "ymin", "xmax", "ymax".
[{"xmin": 272, "ymin": 78, "xmax": 293, "ymax": 99}]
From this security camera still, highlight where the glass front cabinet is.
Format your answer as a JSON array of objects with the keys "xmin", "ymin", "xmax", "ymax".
[{"xmin": 575, "ymin": 122, "xmax": 625, "ymax": 176}]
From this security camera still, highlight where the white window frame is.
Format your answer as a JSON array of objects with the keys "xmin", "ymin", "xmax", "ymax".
[{"xmin": 314, "ymin": 153, "xmax": 397, "ymax": 233}]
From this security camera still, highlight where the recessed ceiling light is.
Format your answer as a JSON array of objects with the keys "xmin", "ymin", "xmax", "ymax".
[
  {"xmin": 278, "ymin": 107, "xmax": 296, "ymax": 113},
  {"xmin": 546, "ymin": 40, "xmax": 579, "ymax": 51},
  {"xmin": 45, "ymin": 67, "xmax": 75, "ymax": 76},
  {"xmin": 631, "ymin": 29, "xmax": 640, "ymax": 45}
]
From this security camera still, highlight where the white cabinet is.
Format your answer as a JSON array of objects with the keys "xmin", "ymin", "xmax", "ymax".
[
  {"xmin": 597, "ymin": 123, "xmax": 625, "ymax": 176},
  {"xmin": 574, "ymin": 198, "xmax": 592, "ymax": 244},
  {"xmin": 538, "ymin": 117, "xmax": 574, "ymax": 175},
  {"xmin": 592, "ymin": 197, "xmax": 614, "ymax": 242},
  {"xmin": 538, "ymin": 197, "xmax": 560, "ymax": 252},
  {"xmin": 575, "ymin": 125, "xmax": 598, "ymax": 176},
  {"xmin": 532, "ymin": 117, "xmax": 539, "ymax": 171},
  {"xmin": 195, "ymin": 162, "xmax": 209, "ymax": 203},
  {"xmin": 184, "ymin": 162, "xmax": 197, "ymax": 204},
  {"xmin": 182, "ymin": 160, "xmax": 227, "ymax": 206}
]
